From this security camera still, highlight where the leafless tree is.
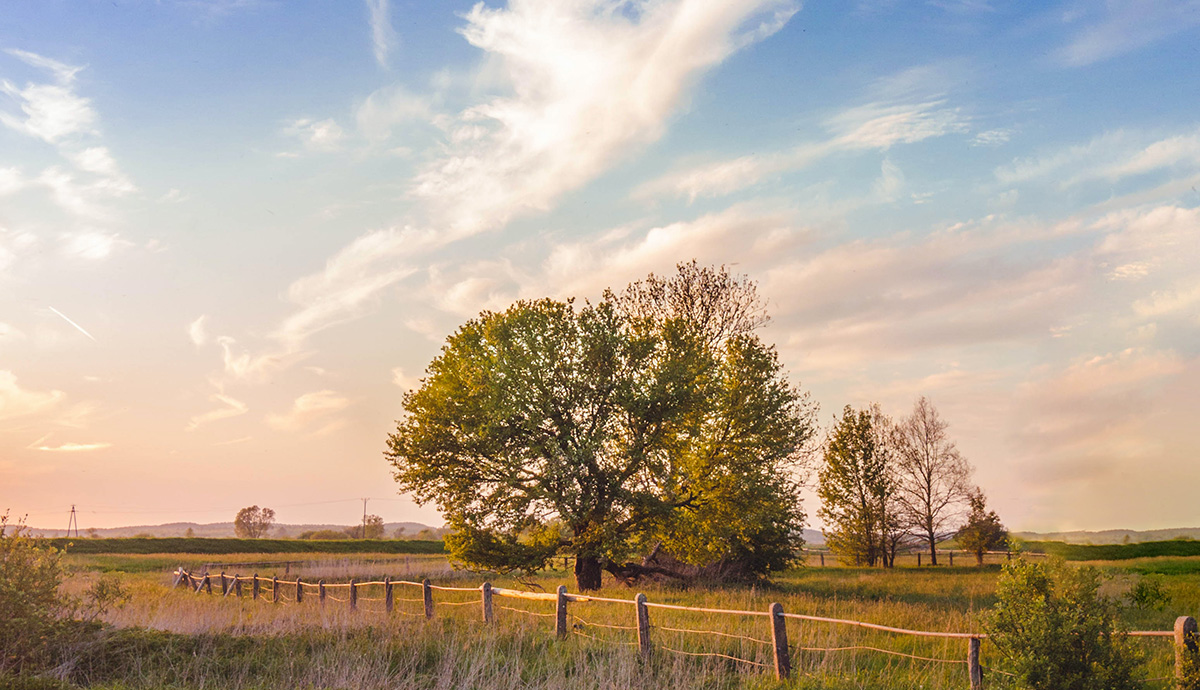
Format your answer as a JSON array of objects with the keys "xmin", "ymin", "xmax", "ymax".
[{"xmin": 893, "ymin": 397, "xmax": 972, "ymax": 565}]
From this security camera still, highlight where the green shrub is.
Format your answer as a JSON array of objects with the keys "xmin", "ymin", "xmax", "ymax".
[
  {"xmin": 1128, "ymin": 574, "xmax": 1170, "ymax": 611},
  {"xmin": 0, "ymin": 513, "xmax": 69, "ymax": 674},
  {"xmin": 985, "ymin": 558, "xmax": 1143, "ymax": 690}
]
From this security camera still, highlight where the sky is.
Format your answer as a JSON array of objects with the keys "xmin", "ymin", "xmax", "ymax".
[{"xmin": 2, "ymin": 0, "xmax": 1199, "ymax": 534}]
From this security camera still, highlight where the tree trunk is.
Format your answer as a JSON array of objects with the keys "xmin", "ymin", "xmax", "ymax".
[
  {"xmin": 575, "ymin": 554, "xmax": 603, "ymax": 591},
  {"xmin": 927, "ymin": 533, "xmax": 938, "ymax": 566},
  {"xmin": 975, "ymin": 548, "xmax": 984, "ymax": 567}
]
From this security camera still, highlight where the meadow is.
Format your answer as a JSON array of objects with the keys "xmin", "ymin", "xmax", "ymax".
[{"xmin": 38, "ymin": 547, "xmax": 1200, "ymax": 690}]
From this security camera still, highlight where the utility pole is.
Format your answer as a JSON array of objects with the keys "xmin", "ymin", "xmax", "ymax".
[
  {"xmin": 66, "ymin": 505, "xmax": 79, "ymax": 538},
  {"xmin": 361, "ymin": 498, "xmax": 369, "ymax": 539}
]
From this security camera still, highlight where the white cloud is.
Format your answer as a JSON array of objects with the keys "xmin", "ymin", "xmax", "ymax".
[
  {"xmin": 283, "ymin": 117, "xmax": 346, "ymax": 152},
  {"xmin": 413, "ymin": 0, "xmax": 799, "ymax": 237},
  {"xmin": 355, "ymin": 84, "xmax": 431, "ymax": 142},
  {"xmin": 366, "ymin": 0, "xmax": 399, "ymax": 69},
  {"xmin": 0, "ymin": 50, "xmax": 95, "ymax": 143},
  {"xmin": 391, "ymin": 367, "xmax": 419, "ymax": 391},
  {"xmin": 0, "ymin": 370, "xmax": 65, "ymax": 421},
  {"xmin": 29, "ymin": 440, "xmax": 112, "ymax": 452},
  {"xmin": 66, "ymin": 147, "xmax": 136, "ymax": 195},
  {"xmin": 0, "ymin": 322, "xmax": 24, "ymax": 343},
  {"xmin": 266, "ymin": 390, "xmax": 350, "ymax": 433},
  {"xmin": 971, "ymin": 128, "xmax": 1013, "ymax": 147},
  {"xmin": 1060, "ymin": 0, "xmax": 1200, "ymax": 66},
  {"xmin": 0, "ymin": 167, "xmax": 25, "ymax": 195},
  {"xmin": 60, "ymin": 230, "xmax": 126, "ymax": 260},
  {"xmin": 186, "ymin": 391, "xmax": 248, "ymax": 431},
  {"xmin": 188, "ymin": 315, "xmax": 209, "ymax": 347}
]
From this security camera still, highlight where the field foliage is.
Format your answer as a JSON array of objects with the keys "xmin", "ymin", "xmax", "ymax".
[
  {"xmin": 9, "ymin": 547, "xmax": 1200, "ymax": 689},
  {"xmin": 1024, "ymin": 539, "xmax": 1200, "ymax": 561}
]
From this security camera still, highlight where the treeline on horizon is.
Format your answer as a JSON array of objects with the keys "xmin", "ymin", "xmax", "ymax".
[
  {"xmin": 47, "ymin": 535, "xmax": 1200, "ymax": 561},
  {"xmin": 49, "ymin": 537, "xmax": 447, "ymax": 555}
]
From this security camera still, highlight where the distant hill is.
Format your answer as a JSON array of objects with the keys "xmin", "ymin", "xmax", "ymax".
[
  {"xmin": 1014, "ymin": 527, "xmax": 1200, "ymax": 545},
  {"xmin": 28, "ymin": 521, "xmax": 444, "ymax": 539}
]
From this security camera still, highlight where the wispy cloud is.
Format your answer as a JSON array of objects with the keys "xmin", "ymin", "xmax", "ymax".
[
  {"xmin": 266, "ymin": 390, "xmax": 350, "ymax": 434},
  {"xmin": 0, "ymin": 370, "xmax": 65, "ymax": 421},
  {"xmin": 637, "ymin": 99, "xmax": 966, "ymax": 201},
  {"xmin": 1059, "ymin": 0, "xmax": 1200, "ymax": 67},
  {"xmin": 366, "ymin": 0, "xmax": 399, "ymax": 69},
  {"xmin": 994, "ymin": 126, "xmax": 1200, "ymax": 188},
  {"xmin": 186, "ymin": 391, "xmax": 248, "ymax": 431},
  {"xmin": 29, "ymin": 439, "xmax": 112, "ymax": 452}
]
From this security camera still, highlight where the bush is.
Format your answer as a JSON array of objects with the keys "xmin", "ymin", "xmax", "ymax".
[
  {"xmin": 985, "ymin": 558, "xmax": 1143, "ymax": 690},
  {"xmin": 0, "ymin": 513, "xmax": 70, "ymax": 674}
]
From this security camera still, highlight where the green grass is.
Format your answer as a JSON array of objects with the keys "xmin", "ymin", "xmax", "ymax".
[
  {"xmin": 1023, "ymin": 538, "xmax": 1200, "ymax": 560},
  {"xmin": 50, "ymin": 537, "xmax": 446, "ymax": 555}
]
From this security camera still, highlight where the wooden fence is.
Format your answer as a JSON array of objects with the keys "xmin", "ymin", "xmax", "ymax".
[{"xmin": 172, "ymin": 568, "xmax": 1196, "ymax": 689}]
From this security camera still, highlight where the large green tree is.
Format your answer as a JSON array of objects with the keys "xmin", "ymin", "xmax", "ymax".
[{"xmin": 386, "ymin": 265, "xmax": 814, "ymax": 591}]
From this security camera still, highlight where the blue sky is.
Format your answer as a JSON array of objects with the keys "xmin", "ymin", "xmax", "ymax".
[{"xmin": 2, "ymin": 0, "xmax": 1199, "ymax": 533}]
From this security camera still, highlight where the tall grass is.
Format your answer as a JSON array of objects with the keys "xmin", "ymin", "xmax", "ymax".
[{"xmin": 48, "ymin": 557, "xmax": 1193, "ymax": 689}]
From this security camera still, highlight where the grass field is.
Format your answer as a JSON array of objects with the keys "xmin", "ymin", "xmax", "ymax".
[{"xmin": 36, "ymin": 550, "xmax": 1199, "ymax": 690}]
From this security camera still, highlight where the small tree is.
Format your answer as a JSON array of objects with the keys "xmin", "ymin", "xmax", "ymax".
[
  {"xmin": 233, "ymin": 505, "xmax": 275, "ymax": 538},
  {"xmin": 956, "ymin": 487, "xmax": 1007, "ymax": 565},
  {"xmin": 818, "ymin": 405, "xmax": 892, "ymax": 567},
  {"xmin": 346, "ymin": 515, "xmax": 385, "ymax": 539},
  {"xmin": 986, "ymin": 559, "xmax": 1143, "ymax": 690}
]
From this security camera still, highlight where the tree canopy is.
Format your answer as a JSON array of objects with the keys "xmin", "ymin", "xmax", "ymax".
[
  {"xmin": 386, "ymin": 264, "xmax": 815, "ymax": 590},
  {"xmin": 233, "ymin": 505, "xmax": 275, "ymax": 539}
]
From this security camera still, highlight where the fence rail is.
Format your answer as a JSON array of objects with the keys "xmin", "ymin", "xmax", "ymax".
[{"xmin": 171, "ymin": 567, "xmax": 1195, "ymax": 689}]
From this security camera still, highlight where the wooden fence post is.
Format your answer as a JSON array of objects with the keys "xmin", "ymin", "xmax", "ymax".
[
  {"xmin": 204, "ymin": 573, "xmax": 212, "ymax": 594},
  {"xmin": 968, "ymin": 636, "xmax": 982, "ymax": 690},
  {"xmin": 172, "ymin": 568, "xmax": 184, "ymax": 588},
  {"xmin": 423, "ymin": 578, "xmax": 434, "ymax": 619},
  {"xmin": 272, "ymin": 576, "xmax": 279, "ymax": 603},
  {"xmin": 252, "ymin": 573, "xmax": 260, "ymax": 600},
  {"xmin": 350, "ymin": 579, "xmax": 357, "ymax": 610},
  {"xmin": 234, "ymin": 574, "xmax": 242, "ymax": 598},
  {"xmin": 296, "ymin": 578, "xmax": 303, "ymax": 603},
  {"xmin": 555, "ymin": 585, "xmax": 569, "ymax": 638},
  {"xmin": 770, "ymin": 603, "xmax": 790, "ymax": 679},
  {"xmin": 1177, "ymin": 615, "xmax": 1199, "ymax": 683},
  {"xmin": 385, "ymin": 577, "xmax": 393, "ymax": 613},
  {"xmin": 319, "ymin": 580, "xmax": 326, "ymax": 605},
  {"xmin": 220, "ymin": 571, "xmax": 228, "ymax": 595},
  {"xmin": 223, "ymin": 575, "xmax": 235, "ymax": 597},
  {"xmin": 820, "ymin": 553, "xmax": 825, "ymax": 567},
  {"xmin": 917, "ymin": 553, "xmax": 922, "ymax": 567},
  {"xmin": 481, "ymin": 582, "xmax": 494, "ymax": 623},
  {"xmin": 949, "ymin": 551, "xmax": 954, "ymax": 567},
  {"xmin": 635, "ymin": 593, "xmax": 651, "ymax": 660}
]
